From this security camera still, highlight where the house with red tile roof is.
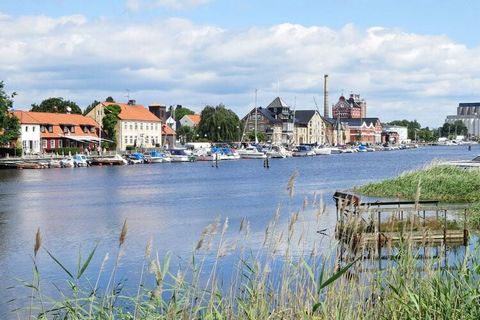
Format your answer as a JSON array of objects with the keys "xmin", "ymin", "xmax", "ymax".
[
  {"xmin": 13, "ymin": 110, "xmax": 100, "ymax": 154},
  {"xmin": 86, "ymin": 100, "xmax": 162, "ymax": 151},
  {"xmin": 161, "ymin": 124, "xmax": 176, "ymax": 148},
  {"xmin": 179, "ymin": 114, "xmax": 201, "ymax": 128}
]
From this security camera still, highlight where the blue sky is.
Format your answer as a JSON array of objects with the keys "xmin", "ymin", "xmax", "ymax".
[{"xmin": 1, "ymin": 0, "xmax": 480, "ymax": 126}]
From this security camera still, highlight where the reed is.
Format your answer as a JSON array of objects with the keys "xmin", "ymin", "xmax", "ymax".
[{"xmin": 13, "ymin": 171, "xmax": 480, "ymax": 319}]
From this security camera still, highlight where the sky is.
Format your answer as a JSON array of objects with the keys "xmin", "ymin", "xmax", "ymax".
[{"xmin": 1, "ymin": 0, "xmax": 480, "ymax": 127}]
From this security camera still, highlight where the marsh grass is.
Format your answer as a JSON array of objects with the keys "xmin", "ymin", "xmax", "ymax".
[{"xmin": 13, "ymin": 171, "xmax": 480, "ymax": 319}]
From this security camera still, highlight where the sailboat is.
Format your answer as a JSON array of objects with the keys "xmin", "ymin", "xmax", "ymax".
[{"xmin": 238, "ymin": 89, "xmax": 267, "ymax": 159}]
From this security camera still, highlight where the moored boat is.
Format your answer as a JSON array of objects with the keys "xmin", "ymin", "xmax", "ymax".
[{"xmin": 238, "ymin": 145, "xmax": 267, "ymax": 159}]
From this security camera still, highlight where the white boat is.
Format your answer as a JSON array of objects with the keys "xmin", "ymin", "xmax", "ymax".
[
  {"xmin": 194, "ymin": 148, "xmax": 222, "ymax": 161},
  {"xmin": 60, "ymin": 157, "xmax": 74, "ymax": 168},
  {"xmin": 292, "ymin": 145, "xmax": 315, "ymax": 157},
  {"xmin": 330, "ymin": 147, "xmax": 342, "ymax": 154},
  {"xmin": 238, "ymin": 146, "xmax": 267, "ymax": 159},
  {"xmin": 314, "ymin": 147, "xmax": 332, "ymax": 155},
  {"xmin": 145, "ymin": 151, "xmax": 171, "ymax": 163},
  {"xmin": 72, "ymin": 154, "xmax": 88, "ymax": 167},
  {"xmin": 169, "ymin": 148, "xmax": 197, "ymax": 162},
  {"xmin": 266, "ymin": 145, "xmax": 289, "ymax": 158}
]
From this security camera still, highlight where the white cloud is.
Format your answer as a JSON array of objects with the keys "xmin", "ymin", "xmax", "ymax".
[{"xmin": 1, "ymin": 13, "xmax": 480, "ymax": 127}]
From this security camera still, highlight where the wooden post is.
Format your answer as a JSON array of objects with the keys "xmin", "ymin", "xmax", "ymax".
[
  {"xmin": 464, "ymin": 208, "xmax": 468, "ymax": 246},
  {"xmin": 444, "ymin": 209, "xmax": 447, "ymax": 267},
  {"xmin": 377, "ymin": 210, "xmax": 381, "ymax": 263}
]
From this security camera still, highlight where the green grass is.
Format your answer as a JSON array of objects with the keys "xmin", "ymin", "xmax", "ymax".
[
  {"xmin": 354, "ymin": 165, "xmax": 480, "ymax": 203},
  {"xmin": 12, "ymin": 171, "xmax": 480, "ymax": 319}
]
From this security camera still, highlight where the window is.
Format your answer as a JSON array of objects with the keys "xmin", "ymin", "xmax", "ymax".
[
  {"xmin": 135, "ymin": 123, "xmax": 138, "ymax": 130},
  {"xmin": 70, "ymin": 126, "xmax": 75, "ymax": 133},
  {"xmin": 140, "ymin": 123, "xmax": 143, "ymax": 130},
  {"xmin": 25, "ymin": 126, "xmax": 28, "ymax": 132},
  {"xmin": 63, "ymin": 126, "xmax": 69, "ymax": 134},
  {"xmin": 42, "ymin": 140, "xmax": 47, "ymax": 148},
  {"xmin": 90, "ymin": 127, "xmax": 95, "ymax": 133},
  {"xmin": 48, "ymin": 126, "xmax": 53, "ymax": 133},
  {"xmin": 23, "ymin": 140, "xmax": 26, "ymax": 148},
  {"xmin": 130, "ymin": 123, "xmax": 133, "ymax": 130},
  {"xmin": 41, "ymin": 126, "xmax": 45, "ymax": 133},
  {"xmin": 145, "ymin": 135, "xmax": 149, "ymax": 144},
  {"xmin": 125, "ymin": 136, "xmax": 128, "ymax": 144},
  {"xmin": 155, "ymin": 124, "xmax": 158, "ymax": 131},
  {"xmin": 58, "ymin": 140, "xmax": 63, "ymax": 148},
  {"xmin": 50, "ymin": 139, "xmax": 55, "ymax": 148},
  {"xmin": 32, "ymin": 126, "xmax": 35, "ymax": 132},
  {"xmin": 124, "ymin": 122, "xmax": 127, "ymax": 130},
  {"xmin": 83, "ymin": 126, "xmax": 88, "ymax": 133},
  {"xmin": 129, "ymin": 136, "xmax": 133, "ymax": 144}
]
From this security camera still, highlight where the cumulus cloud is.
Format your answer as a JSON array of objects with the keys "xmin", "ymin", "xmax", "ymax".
[{"xmin": 1, "ymin": 13, "xmax": 480, "ymax": 126}]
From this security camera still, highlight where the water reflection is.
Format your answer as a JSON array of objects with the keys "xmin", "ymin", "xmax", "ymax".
[{"xmin": 0, "ymin": 145, "xmax": 477, "ymax": 317}]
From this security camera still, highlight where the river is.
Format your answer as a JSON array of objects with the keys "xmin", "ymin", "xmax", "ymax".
[{"xmin": 0, "ymin": 145, "xmax": 476, "ymax": 317}]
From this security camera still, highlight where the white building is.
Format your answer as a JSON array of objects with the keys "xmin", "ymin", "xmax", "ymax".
[
  {"xmin": 179, "ymin": 114, "xmax": 201, "ymax": 128},
  {"xmin": 445, "ymin": 102, "xmax": 480, "ymax": 138},
  {"xmin": 86, "ymin": 100, "xmax": 162, "ymax": 151},
  {"xmin": 14, "ymin": 112, "xmax": 41, "ymax": 154},
  {"xmin": 383, "ymin": 125, "xmax": 409, "ymax": 143}
]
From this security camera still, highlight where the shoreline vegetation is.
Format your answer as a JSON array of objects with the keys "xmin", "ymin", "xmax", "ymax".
[
  {"xmin": 13, "ymin": 170, "xmax": 480, "ymax": 319},
  {"xmin": 353, "ymin": 164, "xmax": 480, "ymax": 228}
]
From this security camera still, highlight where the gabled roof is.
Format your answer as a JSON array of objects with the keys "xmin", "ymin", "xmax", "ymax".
[
  {"xmin": 342, "ymin": 117, "xmax": 381, "ymax": 127},
  {"xmin": 102, "ymin": 102, "xmax": 161, "ymax": 122},
  {"xmin": 294, "ymin": 110, "xmax": 317, "ymax": 125},
  {"xmin": 267, "ymin": 97, "xmax": 290, "ymax": 109},
  {"xmin": 162, "ymin": 124, "xmax": 176, "ymax": 135},
  {"xmin": 243, "ymin": 107, "xmax": 280, "ymax": 124},
  {"xmin": 13, "ymin": 110, "xmax": 99, "ymax": 127},
  {"xmin": 184, "ymin": 114, "xmax": 201, "ymax": 125}
]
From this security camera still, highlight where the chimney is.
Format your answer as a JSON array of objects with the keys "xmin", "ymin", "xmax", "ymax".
[
  {"xmin": 128, "ymin": 99, "xmax": 136, "ymax": 106},
  {"xmin": 323, "ymin": 74, "xmax": 329, "ymax": 118}
]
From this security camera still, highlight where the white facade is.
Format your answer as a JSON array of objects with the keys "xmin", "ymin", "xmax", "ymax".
[
  {"xmin": 20, "ymin": 124, "xmax": 41, "ymax": 154},
  {"xmin": 383, "ymin": 125, "xmax": 409, "ymax": 143},
  {"xmin": 166, "ymin": 116, "xmax": 176, "ymax": 131},
  {"xmin": 446, "ymin": 115, "xmax": 480, "ymax": 138},
  {"xmin": 118, "ymin": 120, "xmax": 162, "ymax": 150}
]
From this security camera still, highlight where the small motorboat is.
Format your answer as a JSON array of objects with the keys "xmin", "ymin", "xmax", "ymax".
[
  {"xmin": 169, "ymin": 148, "xmax": 197, "ymax": 162},
  {"xmin": 73, "ymin": 154, "xmax": 88, "ymax": 167},
  {"xmin": 238, "ymin": 145, "xmax": 266, "ymax": 159},
  {"xmin": 292, "ymin": 145, "xmax": 315, "ymax": 157},
  {"xmin": 145, "ymin": 151, "xmax": 171, "ymax": 163},
  {"xmin": 127, "ymin": 153, "xmax": 145, "ymax": 164}
]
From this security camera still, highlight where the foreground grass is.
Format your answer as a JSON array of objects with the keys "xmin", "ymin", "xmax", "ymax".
[
  {"xmin": 12, "ymin": 171, "xmax": 480, "ymax": 319},
  {"xmin": 354, "ymin": 165, "xmax": 480, "ymax": 203}
]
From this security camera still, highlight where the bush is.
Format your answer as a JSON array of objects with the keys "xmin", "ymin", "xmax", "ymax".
[{"xmin": 0, "ymin": 147, "xmax": 22, "ymax": 157}]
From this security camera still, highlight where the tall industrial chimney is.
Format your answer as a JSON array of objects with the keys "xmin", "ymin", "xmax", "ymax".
[{"xmin": 323, "ymin": 74, "xmax": 329, "ymax": 118}]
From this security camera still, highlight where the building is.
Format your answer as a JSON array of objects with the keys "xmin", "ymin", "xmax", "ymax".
[
  {"xmin": 86, "ymin": 100, "xmax": 162, "ymax": 151},
  {"xmin": 293, "ymin": 110, "xmax": 327, "ymax": 145},
  {"xmin": 342, "ymin": 118, "xmax": 382, "ymax": 144},
  {"xmin": 242, "ymin": 97, "xmax": 295, "ymax": 145},
  {"xmin": 265, "ymin": 97, "xmax": 295, "ymax": 144},
  {"xmin": 148, "ymin": 103, "xmax": 167, "ymax": 123},
  {"xmin": 332, "ymin": 93, "xmax": 367, "ymax": 119},
  {"xmin": 13, "ymin": 110, "xmax": 100, "ymax": 154},
  {"xmin": 162, "ymin": 124, "xmax": 176, "ymax": 148},
  {"xmin": 179, "ymin": 114, "xmax": 201, "ymax": 128},
  {"xmin": 243, "ymin": 106, "xmax": 282, "ymax": 144},
  {"xmin": 383, "ymin": 125, "xmax": 408, "ymax": 144},
  {"xmin": 445, "ymin": 102, "xmax": 480, "ymax": 138},
  {"xmin": 323, "ymin": 118, "xmax": 350, "ymax": 145}
]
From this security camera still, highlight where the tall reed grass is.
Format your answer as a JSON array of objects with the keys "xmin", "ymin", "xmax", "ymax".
[{"xmin": 13, "ymin": 171, "xmax": 480, "ymax": 319}]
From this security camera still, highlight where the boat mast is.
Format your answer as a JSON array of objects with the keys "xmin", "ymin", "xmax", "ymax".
[{"xmin": 254, "ymin": 89, "xmax": 258, "ymax": 144}]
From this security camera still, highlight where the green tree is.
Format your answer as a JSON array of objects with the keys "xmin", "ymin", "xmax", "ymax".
[
  {"xmin": 102, "ymin": 104, "xmax": 121, "ymax": 147},
  {"xmin": 177, "ymin": 125, "xmax": 196, "ymax": 143},
  {"xmin": 197, "ymin": 104, "xmax": 241, "ymax": 142},
  {"xmin": 106, "ymin": 96, "xmax": 115, "ymax": 103},
  {"xmin": 83, "ymin": 100, "xmax": 100, "ymax": 116},
  {"xmin": 31, "ymin": 97, "xmax": 82, "ymax": 114},
  {"xmin": 172, "ymin": 106, "xmax": 194, "ymax": 121},
  {"xmin": 247, "ymin": 131, "xmax": 266, "ymax": 142},
  {"xmin": 388, "ymin": 119, "xmax": 421, "ymax": 140},
  {"xmin": 440, "ymin": 121, "xmax": 468, "ymax": 138},
  {"xmin": 0, "ymin": 81, "xmax": 20, "ymax": 146}
]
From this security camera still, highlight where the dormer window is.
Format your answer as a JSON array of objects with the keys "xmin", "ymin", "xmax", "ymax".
[
  {"xmin": 41, "ymin": 126, "xmax": 45, "ymax": 133},
  {"xmin": 70, "ymin": 126, "xmax": 75, "ymax": 133},
  {"xmin": 48, "ymin": 126, "xmax": 53, "ymax": 133},
  {"xmin": 83, "ymin": 126, "xmax": 88, "ymax": 133},
  {"xmin": 63, "ymin": 126, "xmax": 69, "ymax": 134}
]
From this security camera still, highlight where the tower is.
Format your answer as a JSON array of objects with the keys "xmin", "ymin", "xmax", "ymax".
[{"xmin": 323, "ymin": 74, "xmax": 329, "ymax": 118}]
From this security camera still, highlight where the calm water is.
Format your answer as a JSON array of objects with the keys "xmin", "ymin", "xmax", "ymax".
[{"xmin": 0, "ymin": 145, "xmax": 477, "ymax": 316}]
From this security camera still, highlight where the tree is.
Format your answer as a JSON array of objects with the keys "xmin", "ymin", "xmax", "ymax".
[
  {"xmin": 172, "ymin": 106, "xmax": 194, "ymax": 121},
  {"xmin": 31, "ymin": 97, "xmax": 82, "ymax": 114},
  {"xmin": 102, "ymin": 104, "xmax": 121, "ymax": 147},
  {"xmin": 0, "ymin": 81, "xmax": 20, "ymax": 146},
  {"xmin": 440, "ymin": 121, "xmax": 468, "ymax": 138},
  {"xmin": 176, "ymin": 125, "xmax": 196, "ymax": 143},
  {"xmin": 83, "ymin": 100, "xmax": 100, "ymax": 116},
  {"xmin": 388, "ymin": 119, "xmax": 421, "ymax": 140},
  {"xmin": 248, "ymin": 131, "xmax": 266, "ymax": 142},
  {"xmin": 106, "ymin": 96, "xmax": 115, "ymax": 103},
  {"xmin": 197, "ymin": 104, "xmax": 241, "ymax": 142}
]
